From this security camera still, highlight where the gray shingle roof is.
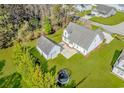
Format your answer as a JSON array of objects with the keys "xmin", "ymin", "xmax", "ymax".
[
  {"xmin": 65, "ymin": 22, "xmax": 104, "ymax": 50},
  {"xmin": 95, "ymin": 5, "xmax": 115, "ymax": 15},
  {"xmin": 37, "ymin": 36, "xmax": 56, "ymax": 55}
]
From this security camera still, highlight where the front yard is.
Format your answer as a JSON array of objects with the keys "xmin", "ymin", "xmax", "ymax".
[{"xmin": 90, "ymin": 12, "xmax": 124, "ymax": 25}]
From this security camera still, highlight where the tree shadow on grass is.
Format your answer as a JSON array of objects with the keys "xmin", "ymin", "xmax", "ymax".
[
  {"xmin": 0, "ymin": 60, "xmax": 6, "ymax": 75},
  {"xmin": 111, "ymin": 50, "xmax": 122, "ymax": 68},
  {"xmin": 0, "ymin": 60, "xmax": 5, "ymax": 71},
  {"xmin": 0, "ymin": 72, "xmax": 22, "ymax": 88},
  {"xmin": 74, "ymin": 73, "xmax": 91, "ymax": 88}
]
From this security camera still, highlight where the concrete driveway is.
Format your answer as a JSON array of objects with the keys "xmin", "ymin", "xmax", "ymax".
[
  {"xmin": 91, "ymin": 21, "xmax": 124, "ymax": 35},
  {"xmin": 59, "ymin": 42, "xmax": 77, "ymax": 59}
]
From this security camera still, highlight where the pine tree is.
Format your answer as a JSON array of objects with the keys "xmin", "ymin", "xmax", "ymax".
[
  {"xmin": 13, "ymin": 43, "xmax": 57, "ymax": 88},
  {"xmin": 43, "ymin": 17, "xmax": 52, "ymax": 34}
]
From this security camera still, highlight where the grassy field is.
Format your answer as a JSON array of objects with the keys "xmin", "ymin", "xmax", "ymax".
[
  {"xmin": 1, "ymin": 28, "xmax": 124, "ymax": 87},
  {"xmin": 0, "ymin": 40, "xmax": 37, "ymax": 78},
  {"xmin": 90, "ymin": 12, "xmax": 124, "ymax": 25},
  {"xmin": 48, "ymin": 39, "xmax": 124, "ymax": 88}
]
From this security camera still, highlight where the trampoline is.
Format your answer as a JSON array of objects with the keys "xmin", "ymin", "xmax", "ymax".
[{"xmin": 57, "ymin": 69, "xmax": 70, "ymax": 85}]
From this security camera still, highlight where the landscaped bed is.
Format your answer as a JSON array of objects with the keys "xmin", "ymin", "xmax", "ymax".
[{"xmin": 90, "ymin": 12, "xmax": 124, "ymax": 25}]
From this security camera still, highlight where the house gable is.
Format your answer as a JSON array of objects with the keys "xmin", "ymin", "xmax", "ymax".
[
  {"xmin": 48, "ymin": 45, "xmax": 61, "ymax": 59},
  {"xmin": 88, "ymin": 34, "xmax": 103, "ymax": 53}
]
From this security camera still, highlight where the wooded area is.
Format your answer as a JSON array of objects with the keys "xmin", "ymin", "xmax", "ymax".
[{"xmin": 0, "ymin": 4, "xmax": 76, "ymax": 49}]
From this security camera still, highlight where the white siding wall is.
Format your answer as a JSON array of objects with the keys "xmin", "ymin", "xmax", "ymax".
[
  {"xmin": 49, "ymin": 45, "xmax": 61, "ymax": 59},
  {"xmin": 63, "ymin": 29, "xmax": 69, "ymax": 38},
  {"xmin": 62, "ymin": 36, "xmax": 70, "ymax": 44},
  {"xmin": 87, "ymin": 35, "xmax": 103, "ymax": 53},
  {"xmin": 118, "ymin": 7, "xmax": 124, "ymax": 11},
  {"xmin": 36, "ymin": 45, "xmax": 60, "ymax": 60},
  {"xmin": 112, "ymin": 67, "xmax": 124, "ymax": 79},
  {"xmin": 62, "ymin": 30, "xmax": 103, "ymax": 56},
  {"xmin": 107, "ymin": 9, "xmax": 116, "ymax": 17},
  {"xmin": 73, "ymin": 43, "xmax": 87, "ymax": 55}
]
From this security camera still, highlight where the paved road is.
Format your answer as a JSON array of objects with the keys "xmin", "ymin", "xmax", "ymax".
[{"xmin": 91, "ymin": 21, "xmax": 124, "ymax": 35}]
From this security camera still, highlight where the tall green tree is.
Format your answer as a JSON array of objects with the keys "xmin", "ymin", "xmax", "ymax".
[
  {"xmin": 43, "ymin": 17, "xmax": 52, "ymax": 34},
  {"xmin": 13, "ymin": 43, "xmax": 57, "ymax": 88}
]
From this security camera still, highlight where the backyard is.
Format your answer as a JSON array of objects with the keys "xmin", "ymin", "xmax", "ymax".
[
  {"xmin": 1, "ymin": 29, "xmax": 124, "ymax": 87},
  {"xmin": 90, "ymin": 12, "xmax": 124, "ymax": 25},
  {"xmin": 48, "ymin": 39, "xmax": 124, "ymax": 87}
]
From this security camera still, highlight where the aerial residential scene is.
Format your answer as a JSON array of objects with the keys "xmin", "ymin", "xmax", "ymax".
[{"xmin": 1, "ymin": 4, "xmax": 124, "ymax": 88}]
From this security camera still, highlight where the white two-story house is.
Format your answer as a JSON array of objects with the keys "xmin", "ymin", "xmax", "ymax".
[{"xmin": 62, "ymin": 22, "xmax": 104, "ymax": 56}]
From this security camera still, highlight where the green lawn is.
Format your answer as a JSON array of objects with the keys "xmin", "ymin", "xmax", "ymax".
[
  {"xmin": 90, "ymin": 12, "xmax": 124, "ymax": 25},
  {"xmin": 1, "ymin": 30, "xmax": 124, "ymax": 87},
  {"xmin": 47, "ymin": 29, "xmax": 63, "ymax": 43},
  {"xmin": 0, "ymin": 39, "xmax": 37, "ymax": 78},
  {"xmin": 48, "ymin": 39, "xmax": 124, "ymax": 88},
  {"xmin": 77, "ymin": 10, "xmax": 91, "ymax": 17}
]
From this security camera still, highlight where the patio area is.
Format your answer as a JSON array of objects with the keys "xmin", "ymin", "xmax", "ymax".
[{"xmin": 59, "ymin": 42, "xmax": 78, "ymax": 59}]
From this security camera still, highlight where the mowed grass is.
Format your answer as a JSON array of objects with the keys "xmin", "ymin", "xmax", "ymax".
[
  {"xmin": 90, "ymin": 12, "xmax": 124, "ymax": 25},
  {"xmin": 48, "ymin": 39, "xmax": 124, "ymax": 88},
  {"xmin": 47, "ymin": 29, "xmax": 63, "ymax": 43},
  {"xmin": 1, "ymin": 28, "xmax": 124, "ymax": 87},
  {"xmin": 0, "ymin": 39, "xmax": 37, "ymax": 78}
]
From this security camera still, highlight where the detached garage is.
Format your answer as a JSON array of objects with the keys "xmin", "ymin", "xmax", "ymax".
[{"xmin": 36, "ymin": 36, "xmax": 61, "ymax": 60}]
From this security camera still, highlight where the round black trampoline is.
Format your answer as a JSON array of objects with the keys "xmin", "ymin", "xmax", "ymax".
[{"xmin": 57, "ymin": 69, "xmax": 70, "ymax": 85}]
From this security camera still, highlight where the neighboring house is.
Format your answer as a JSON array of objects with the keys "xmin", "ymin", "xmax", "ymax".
[
  {"xmin": 107, "ymin": 4, "xmax": 124, "ymax": 12},
  {"xmin": 74, "ymin": 4, "xmax": 92, "ymax": 12},
  {"xmin": 112, "ymin": 50, "xmax": 124, "ymax": 79},
  {"xmin": 117, "ymin": 4, "xmax": 124, "ymax": 12},
  {"xmin": 92, "ymin": 5, "xmax": 116, "ymax": 18},
  {"xmin": 36, "ymin": 36, "xmax": 61, "ymax": 60},
  {"xmin": 62, "ymin": 22, "xmax": 104, "ymax": 56}
]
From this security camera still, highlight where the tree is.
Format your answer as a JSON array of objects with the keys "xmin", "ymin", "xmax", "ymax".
[
  {"xmin": 43, "ymin": 17, "xmax": 52, "ymax": 34},
  {"xmin": 13, "ymin": 43, "xmax": 57, "ymax": 88},
  {"xmin": 0, "ymin": 31, "xmax": 14, "ymax": 49}
]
